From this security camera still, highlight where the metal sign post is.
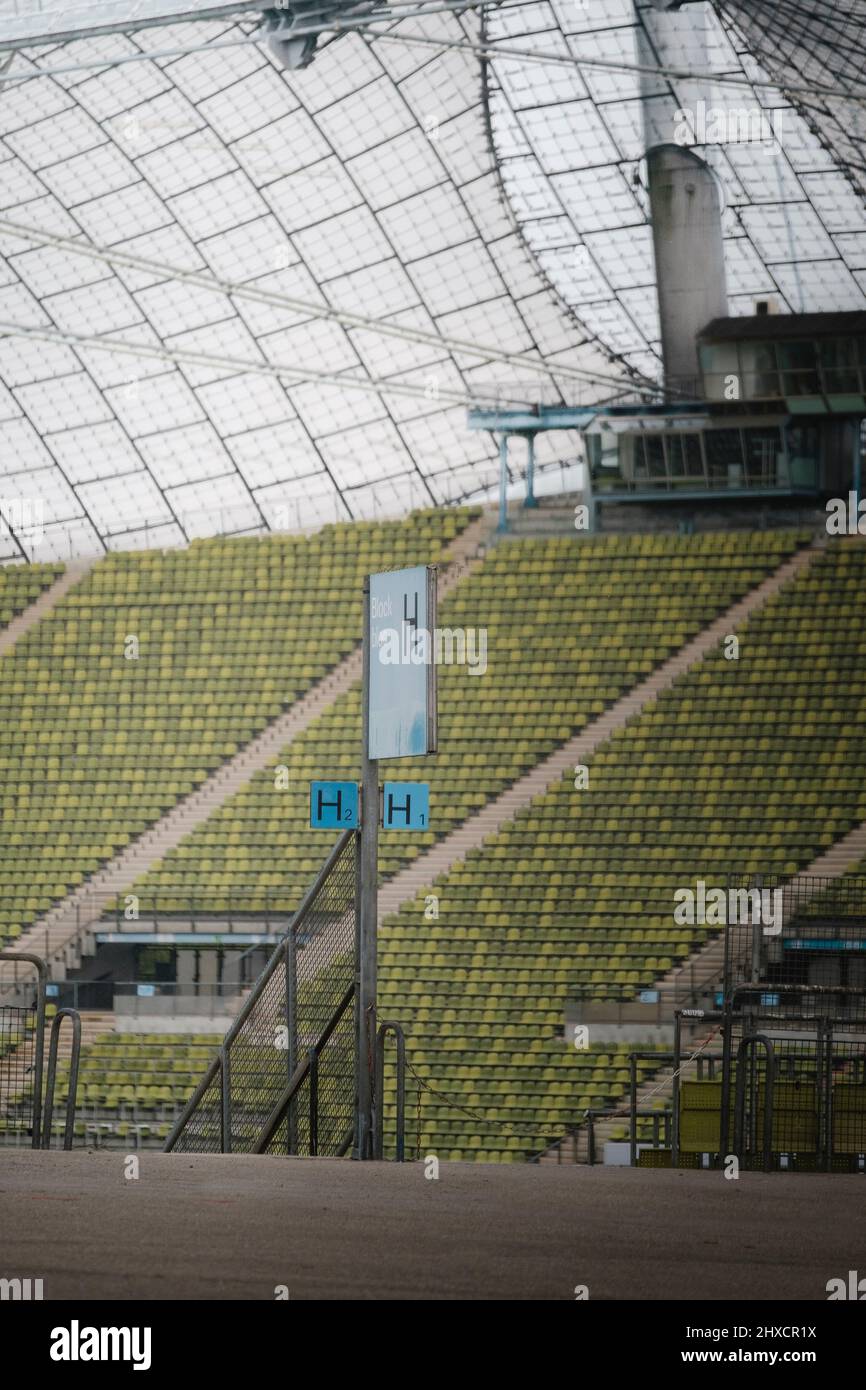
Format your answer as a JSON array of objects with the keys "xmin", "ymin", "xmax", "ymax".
[
  {"xmin": 357, "ymin": 565, "xmax": 438, "ymax": 1158},
  {"xmin": 356, "ymin": 575, "xmax": 379, "ymax": 1159}
]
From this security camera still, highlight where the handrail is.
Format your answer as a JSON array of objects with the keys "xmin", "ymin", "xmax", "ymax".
[
  {"xmin": 163, "ymin": 830, "xmax": 354, "ymax": 1154},
  {"xmin": 733, "ymin": 1033, "xmax": 776, "ymax": 1172},
  {"xmin": 374, "ymin": 1021, "xmax": 406, "ymax": 1161},
  {"xmin": 252, "ymin": 982, "xmax": 355, "ymax": 1155},
  {"xmin": 42, "ymin": 1008, "xmax": 81, "ymax": 1151}
]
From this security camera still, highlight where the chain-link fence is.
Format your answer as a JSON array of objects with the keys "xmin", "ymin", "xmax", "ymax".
[{"xmin": 166, "ymin": 831, "xmax": 358, "ymax": 1156}]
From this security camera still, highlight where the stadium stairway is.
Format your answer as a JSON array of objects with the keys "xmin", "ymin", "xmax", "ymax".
[
  {"xmin": 375, "ymin": 538, "xmax": 822, "ymax": 924},
  {"xmin": 37, "ymin": 1010, "xmax": 116, "ymax": 1065},
  {"xmin": 498, "ymin": 492, "xmax": 584, "ymax": 539},
  {"xmin": 650, "ymin": 704, "xmax": 866, "ymax": 1018},
  {"xmin": 536, "ymin": 1027, "xmax": 722, "ymax": 1165},
  {"xmin": 0, "ymin": 558, "xmax": 93, "ymax": 657},
  {"xmin": 1, "ymin": 509, "xmax": 494, "ymax": 981}
]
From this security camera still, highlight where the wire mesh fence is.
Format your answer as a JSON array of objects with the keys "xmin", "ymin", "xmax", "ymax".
[
  {"xmin": 725, "ymin": 873, "xmax": 866, "ymax": 1016},
  {"xmin": 167, "ymin": 831, "xmax": 358, "ymax": 1156},
  {"xmin": 669, "ymin": 1007, "xmax": 866, "ymax": 1171},
  {"xmin": 0, "ymin": 954, "xmax": 46, "ymax": 1148},
  {"xmin": 0, "ymin": 1004, "xmax": 37, "ymax": 1143}
]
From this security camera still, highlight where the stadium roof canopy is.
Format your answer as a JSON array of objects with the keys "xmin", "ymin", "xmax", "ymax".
[{"xmin": 0, "ymin": 0, "xmax": 863, "ymax": 559}]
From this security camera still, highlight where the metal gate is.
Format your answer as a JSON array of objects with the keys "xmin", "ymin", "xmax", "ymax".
[
  {"xmin": 0, "ymin": 952, "xmax": 47, "ymax": 1148},
  {"xmin": 166, "ymin": 830, "xmax": 360, "ymax": 1156}
]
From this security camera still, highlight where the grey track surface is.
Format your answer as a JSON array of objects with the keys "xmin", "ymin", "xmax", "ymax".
[{"xmin": 0, "ymin": 1152, "xmax": 863, "ymax": 1301}]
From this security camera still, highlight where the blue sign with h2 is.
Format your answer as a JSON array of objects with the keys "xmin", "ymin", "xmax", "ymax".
[
  {"xmin": 310, "ymin": 781, "xmax": 359, "ymax": 829},
  {"xmin": 382, "ymin": 782, "xmax": 429, "ymax": 830}
]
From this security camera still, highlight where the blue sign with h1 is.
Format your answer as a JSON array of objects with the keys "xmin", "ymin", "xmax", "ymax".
[
  {"xmin": 382, "ymin": 781, "xmax": 429, "ymax": 830},
  {"xmin": 310, "ymin": 781, "xmax": 359, "ymax": 829}
]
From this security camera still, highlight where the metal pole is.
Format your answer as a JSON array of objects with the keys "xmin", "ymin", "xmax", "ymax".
[
  {"xmin": 220, "ymin": 1044, "xmax": 232, "ymax": 1154},
  {"xmin": 42, "ymin": 1009, "xmax": 81, "ymax": 1151},
  {"xmin": 357, "ymin": 575, "xmax": 378, "ymax": 1160},
  {"xmin": 497, "ymin": 433, "xmax": 509, "ymax": 532},
  {"xmin": 374, "ymin": 1021, "xmax": 406, "ymax": 1161},
  {"xmin": 719, "ymin": 1002, "xmax": 733, "ymax": 1164},
  {"xmin": 308, "ymin": 1047, "xmax": 318, "ymax": 1157},
  {"xmin": 750, "ymin": 874, "xmax": 764, "ymax": 984},
  {"xmin": 818, "ymin": 1016, "xmax": 830, "ymax": 1173},
  {"xmin": 629, "ymin": 1053, "xmax": 638, "ymax": 1167},
  {"xmin": 672, "ymin": 1013, "xmax": 681, "ymax": 1168},
  {"xmin": 524, "ymin": 433, "xmax": 537, "ymax": 508},
  {"xmin": 285, "ymin": 932, "xmax": 297, "ymax": 1155}
]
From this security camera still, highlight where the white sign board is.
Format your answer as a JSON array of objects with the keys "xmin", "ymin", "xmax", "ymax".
[{"xmin": 368, "ymin": 564, "xmax": 437, "ymax": 760}]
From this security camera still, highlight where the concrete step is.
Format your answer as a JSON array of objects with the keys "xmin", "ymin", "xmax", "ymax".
[{"xmin": 0, "ymin": 557, "xmax": 97, "ymax": 660}]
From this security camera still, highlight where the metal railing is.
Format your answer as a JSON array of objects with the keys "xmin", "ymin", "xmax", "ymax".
[
  {"xmin": 0, "ymin": 951, "xmax": 47, "ymax": 1149},
  {"xmin": 732, "ymin": 1034, "xmax": 776, "ymax": 1173},
  {"xmin": 42, "ymin": 1008, "xmax": 81, "ymax": 1151},
  {"xmin": 165, "ymin": 830, "xmax": 358, "ymax": 1156},
  {"xmin": 39, "ymin": 979, "xmax": 253, "ymax": 1016},
  {"xmin": 374, "ymin": 1020, "xmax": 406, "ymax": 1161}
]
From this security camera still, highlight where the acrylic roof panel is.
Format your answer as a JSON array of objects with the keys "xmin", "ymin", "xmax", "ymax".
[
  {"xmin": 0, "ymin": 0, "xmax": 863, "ymax": 559},
  {"xmin": 0, "ymin": 8, "xmax": 609, "ymax": 560},
  {"xmin": 716, "ymin": 1, "xmax": 866, "ymax": 202},
  {"xmin": 483, "ymin": 0, "xmax": 866, "ymax": 380},
  {"xmin": 0, "ymin": 1, "xmax": 263, "ymax": 47}
]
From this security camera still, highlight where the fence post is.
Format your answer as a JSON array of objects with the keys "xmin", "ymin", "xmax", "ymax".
[
  {"xmin": 285, "ymin": 932, "xmax": 298, "ymax": 1155},
  {"xmin": 357, "ymin": 574, "xmax": 379, "ymax": 1161},
  {"xmin": 42, "ymin": 1009, "xmax": 81, "ymax": 1151},
  {"xmin": 308, "ymin": 1047, "xmax": 318, "ymax": 1157},
  {"xmin": 374, "ymin": 1022, "xmax": 406, "ymax": 1161},
  {"xmin": 629, "ymin": 1053, "xmax": 638, "ymax": 1167},
  {"xmin": 220, "ymin": 1046, "xmax": 231, "ymax": 1154},
  {"xmin": 672, "ymin": 1013, "xmax": 682, "ymax": 1168}
]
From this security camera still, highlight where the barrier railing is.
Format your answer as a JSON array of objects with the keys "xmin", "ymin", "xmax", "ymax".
[
  {"xmin": 0, "ymin": 951, "xmax": 47, "ymax": 1149},
  {"xmin": 42, "ymin": 1008, "xmax": 82, "ymax": 1151},
  {"xmin": 165, "ymin": 830, "xmax": 358, "ymax": 1156}
]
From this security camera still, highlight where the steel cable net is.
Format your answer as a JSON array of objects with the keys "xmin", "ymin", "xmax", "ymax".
[
  {"xmin": 171, "ymin": 833, "xmax": 357, "ymax": 1155},
  {"xmin": 717, "ymin": 0, "xmax": 866, "ymax": 195}
]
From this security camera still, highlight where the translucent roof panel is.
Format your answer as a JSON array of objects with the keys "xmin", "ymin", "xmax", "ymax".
[
  {"xmin": 0, "ymin": 7, "xmax": 617, "ymax": 560},
  {"xmin": 716, "ymin": 1, "xmax": 866, "ymax": 203},
  {"xmin": 0, "ymin": 0, "xmax": 864, "ymax": 561},
  {"xmin": 484, "ymin": 0, "xmax": 866, "ymax": 366},
  {"xmin": 0, "ymin": 1, "xmax": 264, "ymax": 48}
]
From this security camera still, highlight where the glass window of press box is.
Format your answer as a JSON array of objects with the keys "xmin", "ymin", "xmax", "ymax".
[
  {"xmin": 587, "ymin": 424, "xmax": 819, "ymax": 493},
  {"xmin": 700, "ymin": 336, "xmax": 866, "ymax": 411}
]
